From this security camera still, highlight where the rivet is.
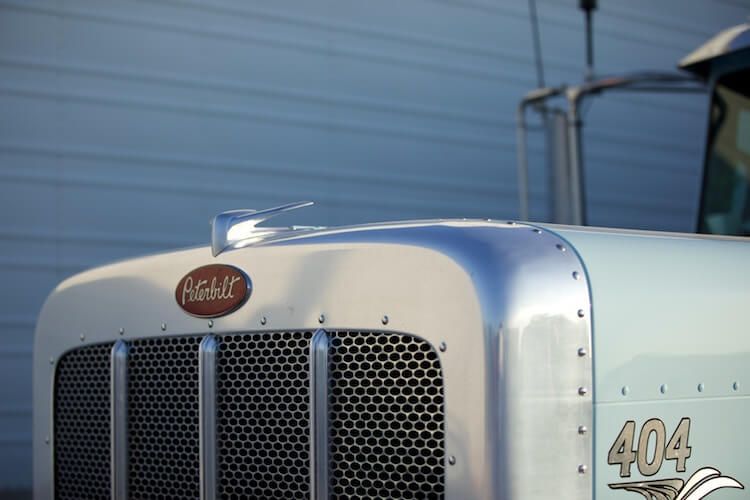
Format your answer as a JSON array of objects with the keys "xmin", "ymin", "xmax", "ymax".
[
  {"xmin": 556, "ymin": 243, "xmax": 566, "ymax": 252},
  {"xmin": 578, "ymin": 425, "xmax": 588, "ymax": 435},
  {"xmin": 79, "ymin": 333, "xmax": 85, "ymax": 341},
  {"xmin": 733, "ymin": 381, "xmax": 740, "ymax": 391},
  {"xmin": 49, "ymin": 357, "xmax": 54, "ymax": 365},
  {"xmin": 381, "ymin": 315, "xmax": 389, "ymax": 325},
  {"xmin": 208, "ymin": 320, "xmax": 214, "ymax": 329},
  {"xmin": 260, "ymin": 316, "xmax": 267, "ymax": 325},
  {"xmin": 448, "ymin": 456, "xmax": 456, "ymax": 466},
  {"xmin": 577, "ymin": 309, "xmax": 585, "ymax": 318},
  {"xmin": 118, "ymin": 327, "xmax": 125, "ymax": 336},
  {"xmin": 439, "ymin": 342, "xmax": 447, "ymax": 353},
  {"xmin": 44, "ymin": 436, "xmax": 50, "ymax": 445},
  {"xmin": 578, "ymin": 464, "xmax": 588, "ymax": 475},
  {"xmin": 578, "ymin": 387, "xmax": 588, "ymax": 396},
  {"xmin": 660, "ymin": 384, "xmax": 668, "ymax": 394},
  {"xmin": 577, "ymin": 347, "xmax": 587, "ymax": 357},
  {"xmin": 697, "ymin": 383, "xmax": 704, "ymax": 393},
  {"xmin": 621, "ymin": 386, "xmax": 630, "ymax": 396},
  {"xmin": 318, "ymin": 314, "xmax": 325, "ymax": 324},
  {"xmin": 572, "ymin": 271, "xmax": 580, "ymax": 280},
  {"xmin": 161, "ymin": 323, "xmax": 167, "ymax": 331}
]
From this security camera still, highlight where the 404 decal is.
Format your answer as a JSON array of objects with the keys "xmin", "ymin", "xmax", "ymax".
[
  {"xmin": 608, "ymin": 418, "xmax": 744, "ymax": 500},
  {"xmin": 608, "ymin": 418, "xmax": 691, "ymax": 477}
]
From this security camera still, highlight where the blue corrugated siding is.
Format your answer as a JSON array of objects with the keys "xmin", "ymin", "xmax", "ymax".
[{"xmin": 0, "ymin": 0, "xmax": 748, "ymax": 490}]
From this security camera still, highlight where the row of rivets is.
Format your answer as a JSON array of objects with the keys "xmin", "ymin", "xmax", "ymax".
[
  {"xmin": 243, "ymin": 313, "xmax": 395, "ymax": 327},
  {"xmin": 561, "ymin": 232, "xmax": 590, "ymax": 478},
  {"xmin": 103, "ymin": 314, "xmax": 401, "ymax": 330},
  {"xmin": 574, "ymin": 259, "xmax": 589, "ymax": 400},
  {"xmin": 621, "ymin": 381, "xmax": 742, "ymax": 396},
  {"xmin": 97, "ymin": 311, "xmax": 403, "ymax": 334},
  {"xmin": 530, "ymin": 225, "xmax": 591, "ymax": 477}
]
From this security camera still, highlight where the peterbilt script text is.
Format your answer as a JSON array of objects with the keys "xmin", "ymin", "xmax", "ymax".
[
  {"xmin": 174, "ymin": 264, "xmax": 250, "ymax": 317},
  {"xmin": 180, "ymin": 275, "xmax": 241, "ymax": 305}
]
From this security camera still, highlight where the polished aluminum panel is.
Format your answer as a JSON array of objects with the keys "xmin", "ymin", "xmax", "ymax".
[
  {"xmin": 35, "ymin": 220, "xmax": 595, "ymax": 499},
  {"xmin": 199, "ymin": 335, "xmax": 219, "ymax": 500},
  {"xmin": 111, "ymin": 340, "xmax": 129, "ymax": 500}
]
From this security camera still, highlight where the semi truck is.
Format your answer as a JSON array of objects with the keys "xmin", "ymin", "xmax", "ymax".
[{"xmin": 33, "ymin": 23, "xmax": 750, "ymax": 500}]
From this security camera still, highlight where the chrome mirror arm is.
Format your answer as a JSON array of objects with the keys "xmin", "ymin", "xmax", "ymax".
[{"xmin": 211, "ymin": 201, "xmax": 314, "ymax": 256}]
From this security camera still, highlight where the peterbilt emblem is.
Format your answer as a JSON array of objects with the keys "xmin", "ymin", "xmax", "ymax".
[{"xmin": 175, "ymin": 264, "xmax": 251, "ymax": 318}]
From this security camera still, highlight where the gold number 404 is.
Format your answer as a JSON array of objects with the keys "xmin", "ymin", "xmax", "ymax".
[{"xmin": 608, "ymin": 418, "xmax": 692, "ymax": 478}]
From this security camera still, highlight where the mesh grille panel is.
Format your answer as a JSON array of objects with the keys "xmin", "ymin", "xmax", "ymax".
[
  {"xmin": 328, "ymin": 332, "xmax": 446, "ymax": 499},
  {"xmin": 53, "ymin": 330, "xmax": 445, "ymax": 499},
  {"xmin": 128, "ymin": 336, "xmax": 201, "ymax": 499},
  {"xmin": 217, "ymin": 331, "xmax": 313, "ymax": 499},
  {"xmin": 54, "ymin": 343, "xmax": 113, "ymax": 500}
]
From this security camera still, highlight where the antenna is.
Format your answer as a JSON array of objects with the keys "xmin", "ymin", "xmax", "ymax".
[
  {"xmin": 579, "ymin": 0, "xmax": 597, "ymax": 81},
  {"xmin": 527, "ymin": 0, "xmax": 546, "ymax": 88}
]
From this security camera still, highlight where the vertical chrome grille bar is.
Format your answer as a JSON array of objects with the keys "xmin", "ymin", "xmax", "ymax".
[
  {"xmin": 309, "ymin": 329, "xmax": 329, "ymax": 500},
  {"xmin": 199, "ymin": 335, "xmax": 219, "ymax": 500},
  {"xmin": 111, "ymin": 340, "xmax": 129, "ymax": 500}
]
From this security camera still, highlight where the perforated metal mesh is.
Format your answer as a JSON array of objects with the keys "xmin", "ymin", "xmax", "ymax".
[
  {"xmin": 328, "ymin": 331, "xmax": 446, "ymax": 499},
  {"xmin": 54, "ymin": 343, "xmax": 113, "ymax": 500},
  {"xmin": 216, "ymin": 331, "xmax": 313, "ymax": 499},
  {"xmin": 128, "ymin": 336, "xmax": 201, "ymax": 499},
  {"xmin": 53, "ymin": 330, "xmax": 445, "ymax": 500}
]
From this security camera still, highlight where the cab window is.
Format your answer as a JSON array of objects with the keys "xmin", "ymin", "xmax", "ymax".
[{"xmin": 699, "ymin": 68, "xmax": 750, "ymax": 235}]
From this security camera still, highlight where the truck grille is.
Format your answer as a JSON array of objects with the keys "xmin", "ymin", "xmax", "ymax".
[
  {"xmin": 128, "ymin": 336, "xmax": 202, "ymax": 499},
  {"xmin": 328, "ymin": 332, "xmax": 445, "ymax": 499},
  {"xmin": 217, "ymin": 331, "xmax": 313, "ymax": 499},
  {"xmin": 54, "ymin": 343, "xmax": 113, "ymax": 500},
  {"xmin": 53, "ymin": 331, "xmax": 445, "ymax": 499}
]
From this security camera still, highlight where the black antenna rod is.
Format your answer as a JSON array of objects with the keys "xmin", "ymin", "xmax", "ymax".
[
  {"xmin": 579, "ymin": 0, "xmax": 597, "ymax": 81},
  {"xmin": 528, "ymin": 0, "xmax": 546, "ymax": 88}
]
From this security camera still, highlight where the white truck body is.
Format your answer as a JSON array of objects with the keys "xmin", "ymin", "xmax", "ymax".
[{"xmin": 33, "ymin": 217, "xmax": 750, "ymax": 499}]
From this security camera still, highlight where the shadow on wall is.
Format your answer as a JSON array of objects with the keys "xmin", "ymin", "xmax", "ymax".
[{"xmin": 0, "ymin": 490, "xmax": 31, "ymax": 500}]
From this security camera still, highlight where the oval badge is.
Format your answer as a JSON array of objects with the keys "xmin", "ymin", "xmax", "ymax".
[{"xmin": 175, "ymin": 264, "xmax": 251, "ymax": 318}]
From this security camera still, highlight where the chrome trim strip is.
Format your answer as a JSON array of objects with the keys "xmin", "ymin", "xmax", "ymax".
[
  {"xmin": 199, "ymin": 335, "xmax": 219, "ymax": 500},
  {"xmin": 111, "ymin": 340, "xmax": 129, "ymax": 500},
  {"xmin": 309, "ymin": 329, "xmax": 329, "ymax": 500}
]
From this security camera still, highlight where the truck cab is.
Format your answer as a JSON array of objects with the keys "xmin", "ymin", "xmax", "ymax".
[{"xmin": 681, "ymin": 24, "xmax": 750, "ymax": 236}]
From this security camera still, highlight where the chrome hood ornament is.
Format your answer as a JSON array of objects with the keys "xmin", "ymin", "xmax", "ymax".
[{"xmin": 211, "ymin": 201, "xmax": 317, "ymax": 257}]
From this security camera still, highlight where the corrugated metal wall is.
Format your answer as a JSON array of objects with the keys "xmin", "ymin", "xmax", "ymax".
[{"xmin": 0, "ymin": 0, "xmax": 747, "ymax": 490}]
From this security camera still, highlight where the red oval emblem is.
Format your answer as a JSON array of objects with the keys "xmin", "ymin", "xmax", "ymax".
[{"xmin": 175, "ymin": 264, "xmax": 251, "ymax": 318}]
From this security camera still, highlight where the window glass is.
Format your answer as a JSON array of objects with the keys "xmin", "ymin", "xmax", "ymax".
[{"xmin": 699, "ymin": 69, "xmax": 750, "ymax": 235}]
